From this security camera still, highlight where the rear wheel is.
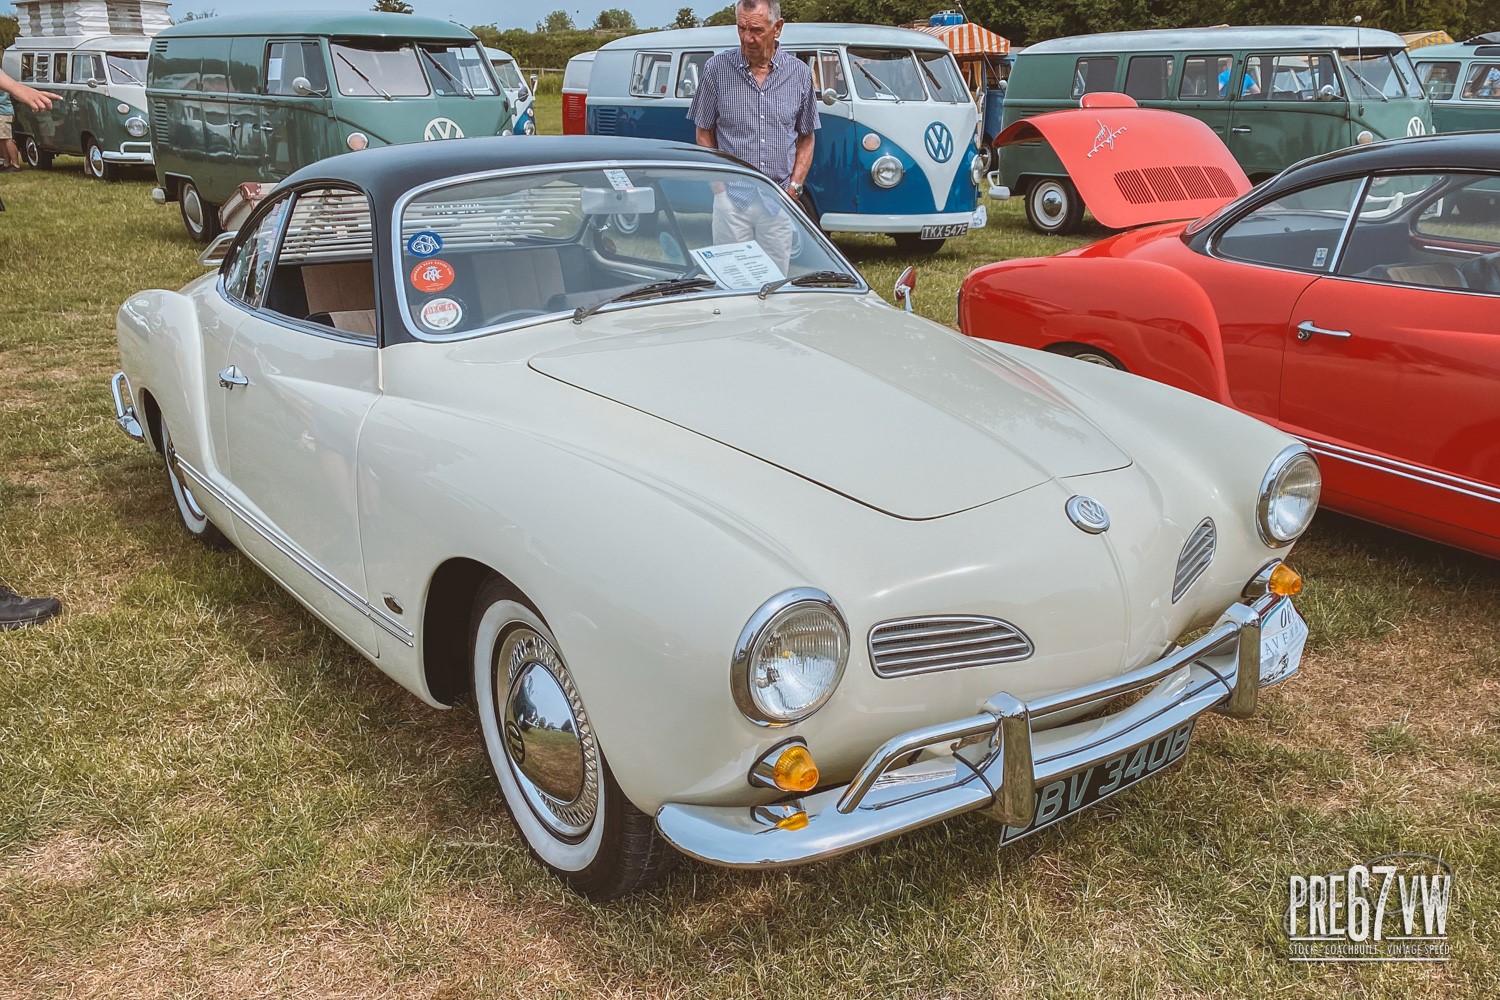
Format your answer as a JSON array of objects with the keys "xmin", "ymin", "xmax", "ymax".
[
  {"xmin": 470, "ymin": 584, "xmax": 669, "ymax": 899},
  {"xmin": 891, "ymin": 233, "xmax": 945, "ymax": 255},
  {"xmin": 179, "ymin": 180, "xmax": 222, "ymax": 243},
  {"xmin": 1025, "ymin": 178, "xmax": 1084, "ymax": 235},
  {"xmin": 21, "ymin": 135, "xmax": 53, "ymax": 170},
  {"xmin": 1052, "ymin": 344, "xmax": 1125, "ymax": 370},
  {"xmin": 83, "ymin": 137, "xmax": 117, "ymax": 181}
]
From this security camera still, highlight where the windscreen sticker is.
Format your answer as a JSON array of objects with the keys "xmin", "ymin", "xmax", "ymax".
[
  {"xmin": 410, "ymin": 259, "xmax": 456, "ymax": 293},
  {"xmin": 407, "ymin": 230, "xmax": 444, "ymax": 257},
  {"xmin": 419, "ymin": 297, "xmax": 463, "ymax": 331},
  {"xmin": 1313, "ymin": 247, "xmax": 1328, "ymax": 267},
  {"xmin": 691, "ymin": 241, "xmax": 785, "ymax": 290},
  {"xmin": 604, "ymin": 168, "xmax": 635, "ymax": 192}
]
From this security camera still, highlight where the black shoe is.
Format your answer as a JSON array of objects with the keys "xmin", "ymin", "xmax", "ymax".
[
  {"xmin": 0, "ymin": 585, "xmax": 62, "ymax": 629},
  {"xmin": 1, "ymin": 165, "xmax": 19, "ymax": 172}
]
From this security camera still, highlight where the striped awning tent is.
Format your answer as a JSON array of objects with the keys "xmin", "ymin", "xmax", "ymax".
[{"xmin": 912, "ymin": 21, "xmax": 1011, "ymax": 57}]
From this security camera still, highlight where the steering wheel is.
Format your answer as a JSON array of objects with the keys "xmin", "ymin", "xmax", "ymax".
[{"xmin": 488, "ymin": 308, "xmax": 550, "ymax": 325}]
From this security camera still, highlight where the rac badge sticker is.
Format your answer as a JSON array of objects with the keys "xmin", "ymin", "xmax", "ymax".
[
  {"xmin": 410, "ymin": 259, "xmax": 455, "ymax": 293},
  {"xmin": 1086, "ymin": 119, "xmax": 1127, "ymax": 158},
  {"xmin": 1066, "ymin": 495, "xmax": 1110, "ymax": 534}
]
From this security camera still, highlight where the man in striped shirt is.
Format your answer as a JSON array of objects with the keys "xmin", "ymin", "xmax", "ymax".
[{"xmin": 688, "ymin": 0, "xmax": 818, "ymax": 274}]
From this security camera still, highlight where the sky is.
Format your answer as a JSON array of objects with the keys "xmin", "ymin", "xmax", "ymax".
[{"xmin": 4, "ymin": 2, "xmax": 713, "ymax": 32}]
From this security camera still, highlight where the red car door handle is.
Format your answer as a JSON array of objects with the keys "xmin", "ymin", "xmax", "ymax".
[{"xmin": 1296, "ymin": 321, "xmax": 1352, "ymax": 342}]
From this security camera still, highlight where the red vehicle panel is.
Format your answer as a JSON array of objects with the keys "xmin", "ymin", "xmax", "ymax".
[
  {"xmin": 563, "ymin": 92, "xmax": 588, "ymax": 136},
  {"xmin": 961, "ymin": 133, "xmax": 1500, "ymax": 559}
]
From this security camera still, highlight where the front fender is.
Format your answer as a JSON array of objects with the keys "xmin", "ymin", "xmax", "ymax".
[
  {"xmin": 961, "ymin": 256, "xmax": 1232, "ymax": 406},
  {"xmin": 116, "ymin": 287, "xmax": 213, "ymax": 461}
]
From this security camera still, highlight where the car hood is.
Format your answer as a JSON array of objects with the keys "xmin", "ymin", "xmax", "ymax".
[{"xmin": 527, "ymin": 295, "xmax": 1130, "ymax": 519}]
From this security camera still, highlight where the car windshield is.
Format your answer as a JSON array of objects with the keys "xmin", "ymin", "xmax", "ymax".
[
  {"xmin": 492, "ymin": 58, "xmax": 524, "ymax": 91},
  {"xmin": 106, "ymin": 52, "xmax": 146, "ymax": 85},
  {"xmin": 848, "ymin": 48, "xmax": 930, "ymax": 101},
  {"xmin": 1339, "ymin": 50, "xmax": 1422, "ymax": 100},
  {"xmin": 398, "ymin": 165, "xmax": 860, "ymax": 339}
]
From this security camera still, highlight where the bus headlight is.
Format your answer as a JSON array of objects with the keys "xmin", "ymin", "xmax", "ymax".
[
  {"xmin": 872, "ymin": 155, "xmax": 903, "ymax": 189},
  {"xmin": 970, "ymin": 152, "xmax": 986, "ymax": 186},
  {"xmin": 125, "ymin": 116, "xmax": 147, "ymax": 137}
]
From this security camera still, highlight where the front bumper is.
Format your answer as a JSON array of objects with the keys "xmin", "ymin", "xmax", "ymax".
[
  {"xmin": 111, "ymin": 371, "xmax": 145, "ymax": 442},
  {"xmin": 819, "ymin": 210, "xmax": 977, "ymax": 234},
  {"xmin": 105, "ymin": 142, "xmax": 153, "ymax": 164},
  {"xmin": 657, "ymin": 593, "xmax": 1286, "ymax": 868}
]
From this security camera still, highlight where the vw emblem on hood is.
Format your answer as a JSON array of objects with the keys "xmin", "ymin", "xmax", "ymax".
[
  {"xmin": 924, "ymin": 121, "xmax": 954, "ymax": 163},
  {"xmin": 1066, "ymin": 495, "xmax": 1110, "ymax": 534},
  {"xmin": 424, "ymin": 117, "xmax": 465, "ymax": 141},
  {"xmin": 1406, "ymin": 116, "xmax": 1426, "ymax": 137}
]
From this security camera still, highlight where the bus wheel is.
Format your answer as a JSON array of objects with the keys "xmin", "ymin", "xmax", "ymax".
[
  {"xmin": 83, "ymin": 138, "xmax": 118, "ymax": 181},
  {"xmin": 1025, "ymin": 178, "xmax": 1083, "ymax": 235},
  {"xmin": 179, "ymin": 181, "xmax": 223, "ymax": 243},
  {"xmin": 22, "ymin": 136, "xmax": 53, "ymax": 170}
]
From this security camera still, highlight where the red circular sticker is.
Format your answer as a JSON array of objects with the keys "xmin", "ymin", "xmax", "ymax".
[{"xmin": 410, "ymin": 259, "xmax": 455, "ymax": 293}]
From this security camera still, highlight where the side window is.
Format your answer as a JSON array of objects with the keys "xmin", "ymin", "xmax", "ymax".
[
  {"xmin": 1123, "ymin": 56, "xmax": 1173, "ymax": 101},
  {"xmin": 267, "ymin": 41, "xmax": 328, "ymax": 96},
  {"xmin": 1417, "ymin": 61, "xmax": 1461, "ymax": 100},
  {"xmin": 52, "ymin": 53, "xmax": 69, "ymax": 84},
  {"xmin": 224, "ymin": 198, "xmax": 292, "ymax": 308},
  {"xmin": 630, "ymin": 52, "xmax": 672, "ymax": 97},
  {"xmin": 677, "ymin": 51, "xmax": 710, "ymax": 98},
  {"xmin": 1180, "ymin": 55, "xmax": 1229, "ymax": 99},
  {"xmin": 1071, "ymin": 56, "xmax": 1118, "ymax": 99},
  {"xmin": 273, "ymin": 188, "xmax": 378, "ymax": 338},
  {"xmin": 1250, "ymin": 53, "xmax": 1339, "ymax": 101},
  {"xmin": 1462, "ymin": 62, "xmax": 1500, "ymax": 100},
  {"xmin": 818, "ymin": 50, "xmax": 848, "ymax": 98},
  {"xmin": 72, "ymin": 54, "xmax": 104, "ymax": 84},
  {"xmin": 32, "ymin": 54, "xmax": 51, "ymax": 84},
  {"xmin": 1339, "ymin": 173, "xmax": 1500, "ymax": 293},
  {"xmin": 1215, "ymin": 177, "xmax": 1364, "ymax": 271}
]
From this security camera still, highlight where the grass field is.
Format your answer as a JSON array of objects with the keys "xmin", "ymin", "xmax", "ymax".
[{"xmin": 0, "ymin": 98, "xmax": 1496, "ymax": 998}]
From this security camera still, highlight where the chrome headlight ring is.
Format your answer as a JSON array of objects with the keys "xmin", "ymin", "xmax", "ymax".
[
  {"xmin": 872, "ymin": 154, "xmax": 904, "ymax": 189},
  {"xmin": 731, "ymin": 588, "xmax": 850, "ymax": 727},
  {"xmin": 125, "ymin": 116, "xmax": 148, "ymax": 137},
  {"xmin": 1257, "ymin": 444, "xmax": 1322, "ymax": 546}
]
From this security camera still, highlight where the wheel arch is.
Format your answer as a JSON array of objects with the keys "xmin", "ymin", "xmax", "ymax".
[
  {"xmin": 138, "ymin": 386, "xmax": 164, "ymax": 455},
  {"xmin": 421, "ymin": 557, "xmax": 542, "ymax": 706}
]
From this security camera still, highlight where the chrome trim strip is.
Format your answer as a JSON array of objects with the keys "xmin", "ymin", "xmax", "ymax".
[
  {"xmin": 1307, "ymin": 439, "xmax": 1500, "ymax": 504},
  {"xmin": 868, "ymin": 615, "xmax": 1034, "ymax": 678},
  {"xmin": 174, "ymin": 458, "xmax": 415, "ymax": 647}
]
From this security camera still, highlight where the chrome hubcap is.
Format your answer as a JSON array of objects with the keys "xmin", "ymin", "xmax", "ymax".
[
  {"xmin": 1037, "ymin": 185, "xmax": 1066, "ymax": 223},
  {"xmin": 88, "ymin": 147, "xmax": 102, "ymax": 174},
  {"xmin": 184, "ymin": 189, "xmax": 204, "ymax": 230},
  {"xmin": 497, "ymin": 627, "xmax": 598, "ymax": 838}
]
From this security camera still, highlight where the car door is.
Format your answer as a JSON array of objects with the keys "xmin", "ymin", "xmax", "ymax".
[
  {"xmin": 1232, "ymin": 52, "xmax": 1346, "ymax": 180},
  {"xmin": 1279, "ymin": 171, "xmax": 1500, "ymax": 551},
  {"xmin": 218, "ymin": 185, "xmax": 384, "ymax": 655}
]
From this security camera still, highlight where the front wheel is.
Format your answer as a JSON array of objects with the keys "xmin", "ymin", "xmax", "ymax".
[
  {"xmin": 470, "ymin": 584, "xmax": 669, "ymax": 899},
  {"xmin": 83, "ymin": 137, "xmax": 117, "ymax": 181},
  {"xmin": 160, "ymin": 419, "xmax": 230, "ymax": 548},
  {"xmin": 179, "ymin": 180, "xmax": 222, "ymax": 243},
  {"xmin": 1051, "ymin": 344, "xmax": 1125, "ymax": 370},
  {"xmin": 1025, "ymin": 178, "xmax": 1084, "ymax": 235},
  {"xmin": 21, "ymin": 135, "xmax": 53, "ymax": 170},
  {"xmin": 891, "ymin": 233, "xmax": 945, "ymax": 255}
]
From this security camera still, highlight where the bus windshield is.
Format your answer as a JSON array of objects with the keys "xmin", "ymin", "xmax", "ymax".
[
  {"xmin": 331, "ymin": 42, "xmax": 430, "ymax": 97},
  {"xmin": 1339, "ymin": 50, "xmax": 1423, "ymax": 100},
  {"xmin": 106, "ymin": 52, "xmax": 147, "ymax": 85},
  {"xmin": 848, "ymin": 48, "xmax": 929, "ymax": 102},
  {"xmin": 492, "ymin": 58, "xmax": 524, "ymax": 91}
]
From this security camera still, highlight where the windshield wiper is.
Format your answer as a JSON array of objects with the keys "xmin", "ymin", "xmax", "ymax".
[
  {"xmin": 758, "ymin": 270, "xmax": 860, "ymax": 298},
  {"xmin": 420, "ymin": 47, "xmax": 474, "ymax": 98},
  {"xmin": 1342, "ymin": 62, "xmax": 1389, "ymax": 101},
  {"xmin": 572, "ymin": 276, "xmax": 718, "ymax": 323},
  {"xmin": 109, "ymin": 61, "xmax": 143, "ymax": 84},
  {"xmin": 855, "ymin": 62, "xmax": 902, "ymax": 103},
  {"xmin": 918, "ymin": 57, "xmax": 943, "ymax": 94},
  {"xmin": 336, "ymin": 52, "xmax": 391, "ymax": 100}
]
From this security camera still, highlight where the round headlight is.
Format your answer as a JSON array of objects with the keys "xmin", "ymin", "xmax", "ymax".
[
  {"xmin": 970, "ymin": 152, "xmax": 986, "ymax": 186},
  {"xmin": 1257, "ymin": 446, "xmax": 1321, "ymax": 546},
  {"xmin": 732, "ymin": 589, "xmax": 849, "ymax": 726},
  {"xmin": 125, "ymin": 116, "xmax": 147, "ymax": 137},
  {"xmin": 1356, "ymin": 129, "xmax": 1375, "ymax": 145},
  {"xmin": 346, "ymin": 132, "xmax": 369, "ymax": 151},
  {"xmin": 523, "ymin": 118, "xmax": 536, "ymax": 135},
  {"xmin": 871, "ymin": 154, "xmax": 903, "ymax": 189},
  {"xmin": 502, "ymin": 128, "xmax": 513, "ymax": 136}
]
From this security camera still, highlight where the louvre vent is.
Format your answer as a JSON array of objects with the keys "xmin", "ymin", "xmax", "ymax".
[
  {"xmin": 869, "ymin": 616, "xmax": 1033, "ymax": 678},
  {"xmin": 403, "ymin": 185, "xmax": 582, "ymax": 249},
  {"xmin": 150, "ymin": 99, "xmax": 170, "ymax": 146},
  {"xmin": 1172, "ymin": 518, "xmax": 1217, "ymax": 603},
  {"xmin": 592, "ymin": 106, "xmax": 619, "ymax": 135},
  {"xmin": 280, "ymin": 190, "xmax": 373, "ymax": 262},
  {"xmin": 1114, "ymin": 165, "xmax": 1240, "ymax": 205}
]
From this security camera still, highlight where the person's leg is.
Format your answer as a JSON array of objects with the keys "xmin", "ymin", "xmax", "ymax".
[
  {"xmin": 755, "ymin": 203, "xmax": 795, "ymax": 276},
  {"xmin": 2, "ymin": 138, "xmax": 19, "ymax": 170},
  {"xmin": 0, "ymin": 585, "xmax": 62, "ymax": 629}
]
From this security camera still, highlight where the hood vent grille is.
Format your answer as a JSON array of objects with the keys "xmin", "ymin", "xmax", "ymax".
[
  {"xmin": 1173, "ymin": 518, "xmax": 1217, "ymax": 603},
  {"xmin": 869, "ymin": 616, "xmax": 1033, "ymax": 678}
]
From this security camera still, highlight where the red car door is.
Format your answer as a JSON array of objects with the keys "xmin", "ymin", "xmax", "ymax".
[{"xmin": 1279, "ymin": 278, "xmax": 1500, "ymax": 556}]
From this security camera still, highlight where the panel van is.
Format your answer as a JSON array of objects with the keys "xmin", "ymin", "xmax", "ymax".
[
  {"xmin": 146, "ymin": 12, "xmax": 510, "ymax": 241},
  {"xmin": 486, "ymin": 46, "xmax": 535, "ymax": 135},
  {"xmin": 1411, "ymin": 37, "xmax": 1500, "ymax": 132},
  {"xmin": 996, "ymin": 26, "xmax": 1433, "ymax": 234},
  {"xmin": 1, "ymin": 0, "xmax": 166, "ymax": 180},
  {"xmin": 586, "ymin": 25, "xmax": 986, "ymax": 251},
  {"xmin": 562, "ymin": 50, "xmax": 595, "ymax": 135}
]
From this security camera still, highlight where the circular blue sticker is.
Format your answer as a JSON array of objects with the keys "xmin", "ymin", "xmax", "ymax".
[
  {"xmin": 658, "ymin": 232, "xmax": 684, "ymax": 264},
  {"xmin": 407, "ymin": 230, "xmax": 443, "ymax": 257}
]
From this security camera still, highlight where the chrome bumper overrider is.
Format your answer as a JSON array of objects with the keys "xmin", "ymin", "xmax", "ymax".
[
  {"xmin": 656, "ymin": 594, "xmax": 1282, "ymax": 868},
  {"xmin": 110, "ymin": 371, "xmax": 145, "ymax": 442}
]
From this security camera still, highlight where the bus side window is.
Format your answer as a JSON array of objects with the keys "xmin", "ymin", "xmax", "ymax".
[
  {"xmin": 1071, "ymin": 57, "xmax": 1118, "ymax": 99},
  {"xmin": 819, "ymin": 51, "xmax": 847, "ymax": 98},
  {"xmin": 677, "ymin": 51, "xmax": 710, "ymax": 98}
]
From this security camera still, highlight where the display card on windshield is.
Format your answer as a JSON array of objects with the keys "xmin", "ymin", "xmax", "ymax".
[{"xmin": 691, "ymin": 242, "xmax": 785, "ymax": 290}]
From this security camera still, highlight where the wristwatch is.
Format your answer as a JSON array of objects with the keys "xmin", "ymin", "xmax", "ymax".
[{"xmin": 789, "ymin": 180, "xmax": 804, "ymax": 196}]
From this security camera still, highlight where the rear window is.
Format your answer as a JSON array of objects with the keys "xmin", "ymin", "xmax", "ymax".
[{"xmin": 563, "ymin": 56, "xmax": 593, "ymax": 90}]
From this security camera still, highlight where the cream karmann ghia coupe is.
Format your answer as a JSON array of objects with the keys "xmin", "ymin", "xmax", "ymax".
[{"xmin": 111, "ymin": 137, "xmax": 1319, "ymax": 899}]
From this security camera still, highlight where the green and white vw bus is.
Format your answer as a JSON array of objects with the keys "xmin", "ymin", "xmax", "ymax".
[
  {"xmin": 1411, "ymin": 36, "xmax": 1500, "ymax": 132},
  {"xmin": 995, "ymin": 26, "xmax": 1433, "ymax": 233},
  {"xmin": 146, "ymin": 12, "xmax": 511, "ymax": 241},
  {"xmin": 0, "ymin": 0, "xmax": 166, "ymax": 180}
]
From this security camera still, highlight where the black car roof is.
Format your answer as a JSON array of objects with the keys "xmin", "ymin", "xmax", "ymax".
[
  {"xmin": 1261, "ymin": 133, "xmax": 1500, "ymax": 193},
  {"xmin": 280, "ymin": 136, "xmax": 748, "ymax": 205}
]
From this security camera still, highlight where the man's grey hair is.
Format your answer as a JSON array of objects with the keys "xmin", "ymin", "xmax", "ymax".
[{"xmin": 735, "ymin": 0, "xmax": 783, "ymax": 21}]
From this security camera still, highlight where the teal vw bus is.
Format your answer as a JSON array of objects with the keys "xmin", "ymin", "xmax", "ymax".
[
  {"xmin": 996, "ymin": 26, "xmax": 1432, "ymax": 233},
  {"xmin": 146, "ymin": 12, "xmax": 510, "ymax": 241},
  {"xmin": 1, "ymin": 0, "xmax": 166, "ymax": 180},
  {"xmin": 1412, "ymin": 36, "xmax": 1500, "ymax": 132}
]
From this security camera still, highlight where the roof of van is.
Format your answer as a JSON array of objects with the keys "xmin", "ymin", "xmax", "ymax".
[
  {"xmin": 156, "ymin": 11, "xmax": 477, "ymax": 40},
  {"xmin": 1410, "ymin": 41, "xmax": 1500, "ymax": 60},
  {"xmin": 598, "ymin": 23, "xmax": 952, "ymax": 52},
  {"xmin": 1022, "ymin": 25, "xmax": 1408, "ymax": 55},
  {"xmin": 484, "ymin": 47, "xmax": 517, "ymax": 62}
]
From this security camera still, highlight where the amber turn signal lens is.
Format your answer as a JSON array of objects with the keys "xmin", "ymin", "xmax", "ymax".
[
  {"xmin": 1269, "ymin": 563, "xmax": 1303, "ymax": 596},
  {"xmin": 772, "ymin": 745, "xmax": 820, "ymax": 792},
  {"xmin": 775, "ymin": 810, "xmax": 810, "ymax": 831}
]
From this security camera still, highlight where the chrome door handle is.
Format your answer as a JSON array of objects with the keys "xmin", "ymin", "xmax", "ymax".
[
  {"xmin": 218, "ymin": 365, "xmax": 249, "ymax": 389},
  {"xmin": 1296, "ymin": 321, "xmax": 1352, "ymax": 342},
  {"xmin": 256, "ymin": 123, "xmax": 275, "ymax": 133},
  {"xmin": 1231, "ymin": 126, "xmax": 1252, "ymax": 133}
]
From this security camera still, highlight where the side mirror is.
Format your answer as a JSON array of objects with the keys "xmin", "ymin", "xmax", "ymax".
[
  {"xmin": 893, "ymin": 266, "xmax": 916, "ymax": 313},
  {"xmin": 518, "ymin": 86, "xmax": 531, "ymax": 102},
  {"xmin": 1317, "ymin": 84, "xmax": 1337, "ymax": 101},
  {"xmin": 998, "ymin": 79, "xmax": 1008, "ymax": 92},
  {"xmin": 530, "ymin": 73, "xmax": 539, "ymax": 90},
  {"xmin": 197, "ymin": 230, "xmax": 238, "ymax": 267},
  {"xmin": 87, "ymin": 78, "xmax": 100, "ymax": 89},
  {"xmin": 820, "ymin": 88, "xmax": 838, "ymax": 106},
  {"xmin": 292, "ymin": 75, "xmax": 323, "ymax": 97}
]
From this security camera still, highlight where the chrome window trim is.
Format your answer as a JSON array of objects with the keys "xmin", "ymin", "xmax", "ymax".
[
  {"xmin": 730, "ymin": 587, "xmax": 849, "ymax": 728},
  {"xmin": 389, "ymin": 159, "xmax": 868, "ymax": 344},
  {"xmin": 174, "ymin": 456, "xmax": 413, "ymax": 646}
]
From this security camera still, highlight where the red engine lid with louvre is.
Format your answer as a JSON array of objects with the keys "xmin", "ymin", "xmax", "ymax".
[{"xmin": 995, "ymin": 100, "xmax": 1251, "ymax": 230}]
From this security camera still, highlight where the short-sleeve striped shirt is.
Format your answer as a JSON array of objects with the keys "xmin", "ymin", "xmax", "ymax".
[{"xmin": 688, "ymin": 45, "xmax": 819, "ymax": 187}]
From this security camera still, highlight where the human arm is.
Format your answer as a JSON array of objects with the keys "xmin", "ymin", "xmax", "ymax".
[
  {"xmin": 0, "ymin": 70, "xmax": 60, "ymax": 112},
  {"xmin": 789, "ymin": 131, "xmax": 813, "ymax": 195}
]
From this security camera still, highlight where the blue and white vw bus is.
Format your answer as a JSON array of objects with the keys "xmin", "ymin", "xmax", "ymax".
[{"xmin": 587, "ymin": 24, "xmax": 985, "ymax": 251}]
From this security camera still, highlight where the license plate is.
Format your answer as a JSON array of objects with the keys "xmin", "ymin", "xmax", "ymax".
[
  {"xmin": 1000, "ymin": 720, "xmax": 1195, "ymax": 844},
  {"xmin": 970, "ymin": 205, "xmax": 988, "ymax": 228},
  {"xmin": 920, "ymin": 223, "xmax": 968, "ymax": 239},
  {"xmin": 1259, "ymin": 598, "xmax": 1308, "ymax": 687}
]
